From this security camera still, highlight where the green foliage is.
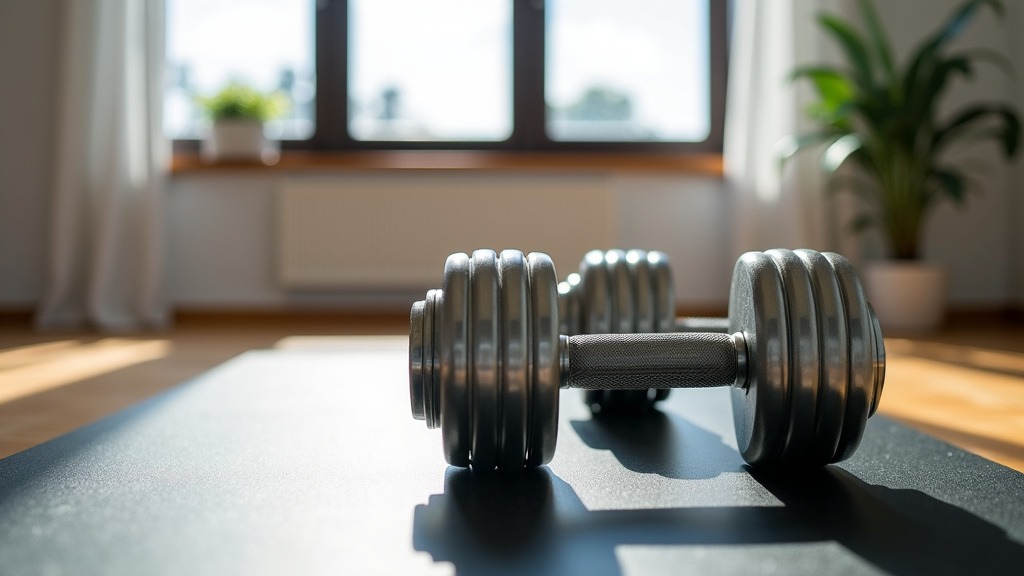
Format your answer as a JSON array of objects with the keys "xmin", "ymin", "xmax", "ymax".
[
  {"xmin": 786, "ymin": 0, "xmax": 1020, "ymax": 259},
  {"xmin": 197, "ymin": 83, "xmax": 289, "ymax": 123}
]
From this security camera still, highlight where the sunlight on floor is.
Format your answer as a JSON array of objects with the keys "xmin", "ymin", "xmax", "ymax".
[
  {"xmin": 880, "ymin": 339, "xmax": 1024, "ymax": 471},
  {"xmin": 886, "ymin": 339, "xmax": 1024, "ymax": 376},
  {"xmin": 0, "ymin": 338, "xmax": 171, "ymax": 405}
]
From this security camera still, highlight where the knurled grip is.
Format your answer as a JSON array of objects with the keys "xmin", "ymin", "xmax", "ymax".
[{"xmin": 566, "ymin": 332, "xmax": 739, "ymax": 390}]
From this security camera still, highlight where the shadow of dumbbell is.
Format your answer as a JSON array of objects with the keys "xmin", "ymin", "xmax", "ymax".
[
  {"xmin": 413, "ymin": 466, "xmax": 1024, "ymax": 576},
  {"xmin": 570, "ymin": 409, "xmax": 745, "ymax": 480}
]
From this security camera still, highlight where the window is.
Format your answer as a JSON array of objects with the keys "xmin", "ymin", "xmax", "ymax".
[
  {"xmin": 166, "ymin": 0, "xmax": 726, "ymax": 152},
  {"xmin": 348, "ymin": 0, "xmax": 512, "ymax": 141},
  {"xmin": 546, "ymin": 0, "xmax": 711, "ymax": 142},
  {"xmin": 165, "ymin": 0, "xmax": 316, "ymax": 140}
]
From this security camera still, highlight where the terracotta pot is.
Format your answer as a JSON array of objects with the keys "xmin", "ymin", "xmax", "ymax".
[
  {"xmin": 201, "ymin": 119, "xmax": 279, "ymax": 164},
  {"xmin": 863, "ymin": 261, "xmax": 948, "ymax": 334}
]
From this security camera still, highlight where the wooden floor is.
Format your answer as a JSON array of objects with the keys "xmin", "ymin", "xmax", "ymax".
[{"xmin": 1, "ymin": 312, "xmax": 1022, "ymax": 472}]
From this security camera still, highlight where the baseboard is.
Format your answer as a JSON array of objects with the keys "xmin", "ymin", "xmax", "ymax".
[{"xmin": 0, "ymin": 308, "xmax": 34, "ymax": 328}]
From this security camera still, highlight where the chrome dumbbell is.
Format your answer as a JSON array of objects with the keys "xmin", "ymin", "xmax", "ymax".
[
  {"xmin": 558, "ymin": 249, "xmax": 724, "ymax": 336},
  {"xmin": 409, "ymin": 248, "xmax": 886, "ymax": 471}
]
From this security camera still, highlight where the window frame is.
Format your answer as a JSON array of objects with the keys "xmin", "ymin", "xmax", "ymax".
[{"xmin": 173, "ymin": 0, "xmax": 727, "ymax": 154}]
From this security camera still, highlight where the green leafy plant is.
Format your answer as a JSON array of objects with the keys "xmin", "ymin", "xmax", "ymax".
[
  {"xmin": 786, "ymin": 0, "xmax": 1020, "ymax": 260},
  {"xmin": 197, "ymin": 82, "xmax": 289, "ymax": 123}
]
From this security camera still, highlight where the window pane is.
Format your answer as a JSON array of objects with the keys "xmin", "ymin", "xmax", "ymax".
[
  {"xmin": 165, "ymin": 0, "xmax": 316, "ymax": 140},
  {"xmin": 546, "ymin": 0, "xmax": 710, "ymax": 142},
  {"xmin": 349, "ymin": 0, "xmax": 512, "ymax": 141}
]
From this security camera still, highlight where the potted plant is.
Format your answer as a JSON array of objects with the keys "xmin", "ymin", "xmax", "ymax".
[
  {"xmin": 786, "ymin": 0, "xmax": 1020, "ymax": 332},
  {"xmin": 197, "ymin": 82, "xmax": 289, "ymax": 164}
]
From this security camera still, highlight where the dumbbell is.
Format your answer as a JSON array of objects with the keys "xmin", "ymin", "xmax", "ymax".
[
  {"xmin": 408, "ymin": 248, "xmax": 886, "ymax": 471},
  {"xmin": 557, "ymin": 249, "xmax": 730, "ymax": 412}
]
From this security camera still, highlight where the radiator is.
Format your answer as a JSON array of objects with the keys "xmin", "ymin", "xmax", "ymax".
[{"xmin": 278, "ymin": 175, "xmax": 618, "ymax": 289}]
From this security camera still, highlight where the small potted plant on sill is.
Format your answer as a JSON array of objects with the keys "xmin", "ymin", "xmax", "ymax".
[
  {"xmin": 197, "ymin": 82, "xmax": 289, "ymax": 165},
  {"xmin": 785, "ymin": 0, "xmax": 1021, "ymax": 332}
]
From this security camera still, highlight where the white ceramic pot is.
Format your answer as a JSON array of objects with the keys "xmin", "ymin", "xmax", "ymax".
[
  {"xmin": 201, "ymin": 119, "xmax": 279, "ymax": 164},
  {"xmin": 863, "ymin": 261, "xmax": 948, "ymax": 334}
]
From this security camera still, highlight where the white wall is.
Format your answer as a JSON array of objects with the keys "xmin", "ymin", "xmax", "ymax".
[
  {"xmin": 167, "ymin": 172, "xmax": 733, "ymax": 310},
  {"xmin": 1, "ymin": 0, "xmax": 1022, "ymax": 314}
]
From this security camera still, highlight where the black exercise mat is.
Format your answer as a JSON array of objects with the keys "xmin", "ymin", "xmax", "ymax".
[{"xmin": 1, "ymin": 342, "xmax": 1022, "ymax": 575}]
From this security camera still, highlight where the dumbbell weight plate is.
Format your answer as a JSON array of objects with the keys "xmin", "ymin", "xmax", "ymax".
[
  {"xmin": 409, "ymin": 289, "xmax": 441, "ymax": 428},
  {"xmin": 439, "ymin": 250, "xmax": 560, "ymax": 471},
  {"xmin": 526, "ymin": 252, "xmax": 560, "ymax": 466},
  {"xmin": 626, "ymin": 250, "xmax": 656, "ymax": 333},
  {"xmin": 826, "ymin": 253, "xmax": 873, "ymax": 462},
  {"xmin": 766, "ymin": 249, "xmax": 821, "ymax": 465},
  {"xmin": 729, "ymin": 252, "xmax": 790, "ymax": 466},
  {"xmin": 409, "ymin": 300, "xmax": 427, "ymax": 421},
  {"xmin": 648, "ymin": 252, "xmax": 675, "ymax": 334},
  {"xmin": 440, "ymin": 254, "xmax": 471, "ymax": 467},
  {"xmin": 869, "ymin": 308, "xmax": 886, "ymax": 417},
  {"xmin": 581, "ymin": 250, "xmax": 612, "ymax": 334},
  {"xmin": 498, "ymin": 250, "xmax": 530, "ymax": 470},
  {"xmin": 470, "ymin": 250, "xmax": 500, "ymax": 471},
  {"xmin": 797, "ymin": 250, "xmax": 848, "ymax": 466},
  {"xmin": 608, "ymin": 250, "xmax": 634, "ymax": 333}
]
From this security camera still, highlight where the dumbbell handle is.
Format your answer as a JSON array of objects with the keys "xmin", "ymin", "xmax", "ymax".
[{"xmin": 562, "ymin": 332, "xmax": 748, "ymax": 391}]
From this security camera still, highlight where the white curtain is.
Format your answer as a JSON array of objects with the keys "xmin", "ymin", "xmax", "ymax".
[
  {"xmin": 37, "ymin": 0, "xmax": 169, "ymax": 331},
  {"xmin": 724, "ymin": 0, "xmax": 848, "ymax": 256}
]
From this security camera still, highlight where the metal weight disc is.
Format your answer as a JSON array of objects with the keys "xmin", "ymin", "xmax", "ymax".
[
  {"xmin": 526, "ymin": 252, "xmax": 560, "ymax": 466},
  {"xmin": 409, "ymin": 290, "xmax": 440, "ymax": 426},
  {"xmin": 498, "ymin": 250, "xmax": 530, "ymax": 470},
  {"xmin": 766, "ymin": 249, "xmax": 820, "ymax": 465},
  {"xmin": 426, "ymin": 290, "xmax": 442, "ymax": 429},
  {"xmin": 440, "ymin": 254, "xmax": 471, "ymax": 467},
  {"xmin": 581, "ymin": 250, "xmax": 612, "ymax": 334},
  {"xmin": 795, "ymin": 250, "xmax": 848, "ymax": 466},
  {"xmin": 729, "ymin": 252, "xmax": 790, "ymax": 466},
  {"xmin": 606, "ymin": 250, "xmax": 634, "ymax": 334},
  {"xmin": 648, "ymin": 251, "xmax": 675, "ymax": 334},
  {"xmin": 868, "ymin": 306, "xmax": 886, "ymax": 417},
  {"xmin": 428, "ymin": 290, "xmax": 443, "ymax": 429},
  {"xmin": 409, "ymin": 299, "xmax": 427, "ymax": 421},
  {"xmin": 469, "ymin": 250, "xmax": 500, "ymax": 471},
  {"xmin": 826, "ymin": 253, "xmax": 873, "ymax": 462},
  {"xmin": 626, "ymin": 250, "xmax": 656, "ymax": 333}
]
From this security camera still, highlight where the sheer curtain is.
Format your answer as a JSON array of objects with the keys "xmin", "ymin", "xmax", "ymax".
[
  {"xmin": 724, "ymin": 0, "xmax": 847, "ymax": 256},
  {"xmin": 37, "ymin": 0, "xmax": 169, "ymax": 331}
]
